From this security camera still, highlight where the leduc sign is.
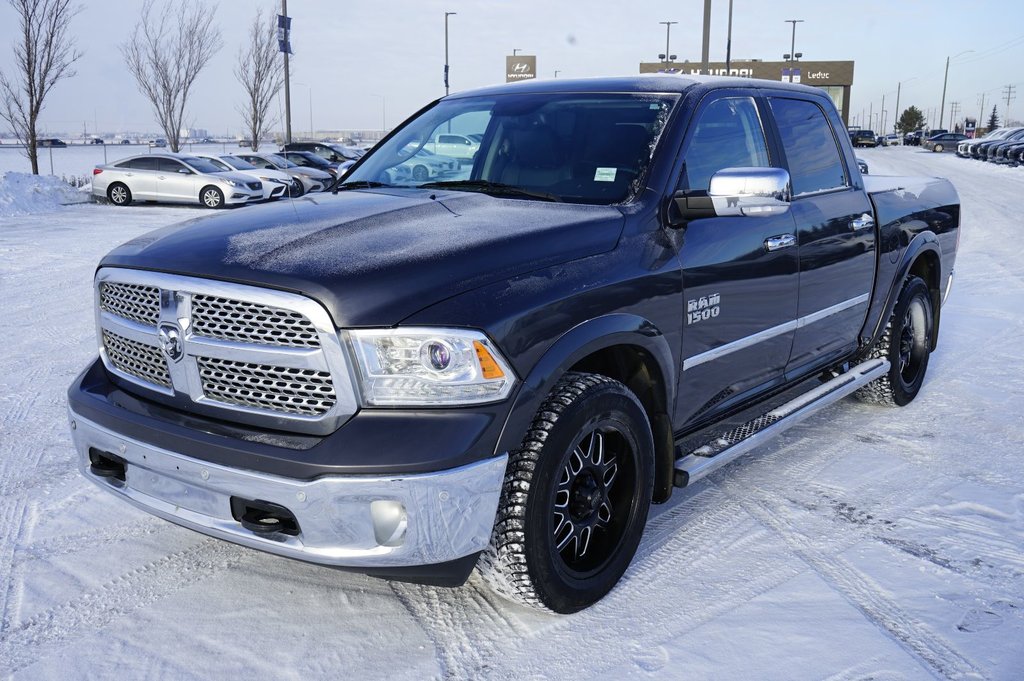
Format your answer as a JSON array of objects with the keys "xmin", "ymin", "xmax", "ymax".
[{"xmin": 506, "ymin": 55, "xmax": 537, "ymax": 82}]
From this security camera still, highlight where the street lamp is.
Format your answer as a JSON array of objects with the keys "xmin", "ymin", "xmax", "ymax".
[
  {"xmin": 554, "ymin": 70, "xmax": 561, "ymax": 78},
  {"xmin": 512, "ymin": 48, "xmax": 520, "ymax": 56},
  {"xmin": 294, "ymin": 81, "xmax": 313, "ymax": 141},
  {"xmin": 785, "ymin": 19, "xmax": 804, "ymax": 65},
  {"xmin": 444, "ymin": 11, "xmax": 456, "ymax": 96},
  {"xmin": 893, "ymin": 76, "xmax": 917, "ymax": 135},
  {"xmin": 940, "ymin": 50, "xmax": 974, "ymax": 128},
  {"xmin": 659, "ymin": 21, "xmax": 677, "ymax": 63}
]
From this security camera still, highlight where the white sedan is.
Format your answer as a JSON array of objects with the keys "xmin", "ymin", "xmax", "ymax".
[{"xmin": 192, "ymin": 153, "xmax": 297, "ymax": 200}]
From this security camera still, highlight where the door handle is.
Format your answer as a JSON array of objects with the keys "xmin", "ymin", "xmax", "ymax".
[
  {"xmin": 764, "ymin": 234, "xmax": 796, "ymax": 252},
  {"xmin": 850, "ymin": 213, "xmax": 875, "ymax": 231},
  {"xmin": 157, "ymin": 175, "xmax": 166, "ymax": 180}
]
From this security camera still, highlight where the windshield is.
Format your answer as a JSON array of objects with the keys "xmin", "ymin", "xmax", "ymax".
[
  {"xmin": 221, "ymin": 155, "xmax": 257, "ymax": 170},
  {"xmin": 295, "ymin": 152, "xmax": 330, "ymax": 166},
  {"xmin": 328, "ymin": 144, "xmax": 363, "ymax": 160},
  {"xmin": 266, "ymin": 153, "xmax": 297, "ymax": 168},
  {"xmin": 181, "ymin": 157, "xmax": 225, "ymax": 174},
  {"xmin": 202, "ymin": 157, "xmax": 232, "ymax": 172},
  {"xmin": 343, "ymin": 92, "xmax": 677, "ymax": 204}
]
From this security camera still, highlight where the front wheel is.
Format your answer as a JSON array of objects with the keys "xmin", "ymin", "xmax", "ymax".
[
  {"xmin": 479, "ymin": 372, "xmax": 654, "ymax": 613},
  {"xmin": 933, "ymin": 144, "xmax": 944, "ymax": 152},
  {"xmin": 201, "ymin": 185, "xmax": 224, "ymax": 208},
  {"xmin": 856, "ymin": 276, "xmax": 934, "ymax": 406}
]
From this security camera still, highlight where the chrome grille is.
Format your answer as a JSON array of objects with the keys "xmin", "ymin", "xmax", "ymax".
[
  {"xmin": 197, "ymin": 357, "xmax": 336, "ymax": 416},
  {"xmin": 99, "ymin": 282, "xmax": 160, "ymax": 327},
  {"xmin": 95, "ymin": 268, "xmax": 357, "ymax": 434},
  {"xmin": 102, "ymin": 330, "xmax": 171, "ymax": 388},
  {"xmin": 191, "ymin": 294, "xmax": 321, "ymax": 348}
]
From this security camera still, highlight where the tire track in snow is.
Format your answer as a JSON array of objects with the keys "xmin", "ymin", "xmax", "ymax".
[
  {"xmin": 0, "ymin": 499, "xmax": 30, "ymax": 634},
  {"xmin": 0, "ymin": 539, "xmax": 253, "ymax": 675},
  {"xmin": 716, "ymin": 478, "xmax": 982, "ymax": 681}
]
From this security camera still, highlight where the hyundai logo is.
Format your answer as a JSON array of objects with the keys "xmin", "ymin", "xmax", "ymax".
[{"xmin": 158, "ymin": 323, "xmax": 184, "ymax": 362}]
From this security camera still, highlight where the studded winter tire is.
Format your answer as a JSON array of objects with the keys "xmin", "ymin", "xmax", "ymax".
[
  {"xmin": 479, "ymin": 372, "xmax": 654, "ymax": 613},
  {"xmin": 856, "ymin": 275, "xmax": 934, "ymax": 406}
]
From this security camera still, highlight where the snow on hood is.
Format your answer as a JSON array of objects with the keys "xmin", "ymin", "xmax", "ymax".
[
  {"xmin": 100, "ymin": 189, "xmax": 625, "ymax": 326},
  {"xmin": 0, "ymin": 172, "xmax": 91, "ymax": 217}
]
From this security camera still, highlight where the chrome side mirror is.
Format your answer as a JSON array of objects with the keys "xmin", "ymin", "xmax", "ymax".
[{"xmin": 707, "ymin": 167, "xmax": 791, "ymax": 217}]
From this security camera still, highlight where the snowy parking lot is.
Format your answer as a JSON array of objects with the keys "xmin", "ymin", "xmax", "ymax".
[{"xmin": 1, "ymin": 147, "xmax": 1022, "ymax": 680}]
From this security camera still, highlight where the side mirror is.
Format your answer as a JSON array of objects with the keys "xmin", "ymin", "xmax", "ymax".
[
  {"xmin": 670, "ymin": 167, "xmax": 792, "ymax": 225},
  {"xmin": 177, "ymin": 168, "xmax": 192, "ymax": 175}
]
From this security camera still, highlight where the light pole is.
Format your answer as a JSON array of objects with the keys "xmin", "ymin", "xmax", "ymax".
[
  {"xmin": 554, "ymin": 70, "xmax": 561, "ymax": 78},
  {"xmin": 294, "ymin": 81, "xmax": 313, "ymax": 140},
  {"xmin": 658, "ymin": 21, "xmax": 677, "ymax": 63},
  {"xmin": 893, "ymin": 77, "xmax": 917, "ymax": 135},
  {"xmin": 940, "ymin": 50, "xmax": 974, "ymax": 128},
  {"xmin": 512, "ymin": 48, "xmax": 520, "ymax": 56},
  {"xmin": 700, "ymin": 0, "xmax": 712, "ymax": 74},
  {"xmin": 444, "ymin": 11, "xmax": 456, "ymax": 96},
  {"xmin": 785, "ymin": 19, "xmax": 804, "ymax": 65},
  {"xmin": 725, "ymin": 0, "xmax": 734, "ymax": 73}
]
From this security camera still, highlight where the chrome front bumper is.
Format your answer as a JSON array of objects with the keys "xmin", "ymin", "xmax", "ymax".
[{"xmin": 68, "ymin": 407, "xmax": 506, "ymax": 568}]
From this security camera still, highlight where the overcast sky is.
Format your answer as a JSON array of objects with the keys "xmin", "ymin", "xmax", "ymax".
[{"xmin": 2, "ymin": 0, "xmax": 1023, "ymax": 137}]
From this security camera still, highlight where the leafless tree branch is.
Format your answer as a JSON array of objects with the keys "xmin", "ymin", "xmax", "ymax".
[
  {"xmin": 121, "ymin": 0, "xmax": 222, "ymax": 153},
  {"xmin": 0, "ymin": 0, "xmax": 83, "ymax": 174},
  {"xmin": 235, "ymin": 6, "xmax": 284, "ymax": 151}
]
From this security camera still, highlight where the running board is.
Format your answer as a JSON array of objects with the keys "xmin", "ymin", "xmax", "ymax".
[{"xmin": 673, "ymin": 358, "xmax": 890, "ymax": 488}]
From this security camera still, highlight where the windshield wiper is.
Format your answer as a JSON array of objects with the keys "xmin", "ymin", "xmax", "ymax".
[
  {"xmin": 333, "ymin": 180, "xmax": 392, "ymax": 193},
  {"xmin": 415, "ymin": 179, "xmax": 562, "ymax": 202}
]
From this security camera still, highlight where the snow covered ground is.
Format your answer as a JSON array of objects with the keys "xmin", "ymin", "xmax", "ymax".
[{"xmin": 1, "ymin": 148, "xmax": 1022, "ymax": 680}]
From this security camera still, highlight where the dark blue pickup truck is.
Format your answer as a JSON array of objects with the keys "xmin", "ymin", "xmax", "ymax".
[{"xmin": 68, "ymin": 75, "xmax": 959, "ymax": 613}]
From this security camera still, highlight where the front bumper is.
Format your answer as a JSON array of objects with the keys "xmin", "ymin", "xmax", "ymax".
[{"xmin": 69, "ymin": 405, "xmax": 506, "ymax": 576}]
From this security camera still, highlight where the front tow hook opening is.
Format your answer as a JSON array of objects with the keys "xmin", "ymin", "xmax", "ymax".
[
  {"xmin": 230, "ymin": 497, "xmax": 301, "ymax": 538},
  {"xmin": 89, "ymin": 448, "xmax": 127, "ymax": 482}
]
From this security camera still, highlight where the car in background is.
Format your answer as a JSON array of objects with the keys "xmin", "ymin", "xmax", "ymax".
[
  {"xmin": 38, "ymin": 138, "xmax": 67, "ymax": 148},
  {"xmin": 148, "ymin": 139, "xmax": 167, "ymax": 148},
  {"xmin": 966, "ymin": 127, "xmax": 1024, "ymax": 159},
  {"xmin": 958, "ymin": 127, "xmax": 1013, "ymax": 157},
  {"xmin": 192, "ymin": 152, "xmax": 296, "ymax": 200},
  {"xmin": 850, "ymin": 130, "xmax": 877, "ymax": 147},
  {"xmin": 118, "ymin": 139, "xmax": 133, "ymax": 145},
  {"xmin": 235, "ymin": 151, "xmax": 333, "ymax": 194},
  {"xmin": 880, "ymin": 134, "xmax": 901, "ymax": 146},
  {"xmin": 280, "ymin": 150, "xmax": 344, "ymax": 179},
  {"xmin": 425, "ymin": 132, "xmax": 481, "ymax": 161},
  {"xmin": 281, "ymin": 141, "xmax": 364, "ymax": 165},
  {"xmin": 922, "ymin": 132, "xmax": 968, "ymax": 152},
  {"xmin": 89, "ymin": 137, "xmax": 104, "ymax": 145},
  {"xmin": 398, "ymin": 147, "xmax": 461, "ymax": 182},
  {"xmin": 976, "ymin": 128, "xmax": 1024, "ymax": 161},
  {"xmin": 91, "ymin": 153, "xmax": 263, "ymax": 208}
]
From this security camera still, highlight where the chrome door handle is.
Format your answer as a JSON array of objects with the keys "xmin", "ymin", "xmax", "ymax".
[
  {"xmin": 850, "ymin": 213, "xmax": 875, "ymax": 231},
  {"xmin": 764, "ymin": 234, "xmax": 796, "ymax": 252}
]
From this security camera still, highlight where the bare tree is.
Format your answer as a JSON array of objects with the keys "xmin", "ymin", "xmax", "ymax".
[
  {"xmin": 121, "ymin": 0, "xmax": 222, "ymax": 152},
  {"xmin": 236, "ymin": 6, "xmax": 284, "ymax": 151},
  {"xmin": 0, "ymin": 0, "xmax": 82, "ymax": 175}
]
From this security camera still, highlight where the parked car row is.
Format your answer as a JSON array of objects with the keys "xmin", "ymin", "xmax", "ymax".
[
  {"xmin": 90, "ymin": 151, "xmax": 336, "ymax": 208},
  {"xmin": 955, "ymin": 127, "xmax": 1024, "ymax": 165}
]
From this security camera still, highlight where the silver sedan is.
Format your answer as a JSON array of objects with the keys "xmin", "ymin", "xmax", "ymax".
[
  {"xmin": 92, "ymin": 153, "xmax": 263, "ymax": 208},
  {"xmin": 234, "ymin": 152, "xmax": 333, "ymax": 194}
]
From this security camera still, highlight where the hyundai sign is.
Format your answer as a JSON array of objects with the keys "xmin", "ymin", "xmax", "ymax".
[{"xmin": 506, "ymin": 55, "xmax": 537, "ymax": 82}]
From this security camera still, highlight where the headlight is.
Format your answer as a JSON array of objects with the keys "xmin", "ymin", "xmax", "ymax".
[
  {"xmin": 223, "ymin": 178, "xmax": 239, "ymax": 187},
  {"xmin": 348, "ymin": 328, "xmax": 515, "ymax": 406}
]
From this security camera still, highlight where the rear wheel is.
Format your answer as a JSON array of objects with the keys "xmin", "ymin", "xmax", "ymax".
[
  {"xmin": 412, "ymin": 164, "xmax": 429, "ymax": 182},
  {"xmin": 479, "ymin": 372, "xmax": 654, "ymax": 613},
  {"xmin": 201, "ymin": 185, "xmax": 224, "ymax": 208},
  {"xmin": 933, "ymin": 143, "xmax": 944, "ymax": 152},
  {"xmin": 856, "ymin": 276, "xmax": 934, "ymax": 406},
  {"xmin": 107, "ymin": 182, "xmax": 131, "ymax": 206}
]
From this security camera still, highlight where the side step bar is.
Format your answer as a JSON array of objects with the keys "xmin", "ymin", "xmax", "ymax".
[{"xmin": 673, "ymin": 358, "xmax": 890, "ymax": 488}]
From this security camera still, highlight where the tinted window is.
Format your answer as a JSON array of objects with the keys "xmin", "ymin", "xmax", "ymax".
[
  {"xmin": 128, "ymin": 157, "xmax": 160, "ymax": 170},
  {"xmin": 221, "ymin": 155, "xmax": 256, "ymax": 170},
  {"xmin": 438, "ymin": 135, "xmax": 467, "ymax": 145},
  {"xmin": 770, "ymin": 98, "xmax": 847, "ymax": 195},
  {"xmin": 681, "ymin": 97, "xmax": 770, "ymax": 191},
  {"xmin": 180, "ymin": 156, "xmax": 223, "ymax": 173},
  {"xmin": 158, "ymin": 158, "xmax": 187, "ymax": 173}
]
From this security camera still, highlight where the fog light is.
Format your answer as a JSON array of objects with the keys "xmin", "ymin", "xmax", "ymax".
[{"xmin": 370, "ymin": 500, "xmax": 407, "ymax": 547}]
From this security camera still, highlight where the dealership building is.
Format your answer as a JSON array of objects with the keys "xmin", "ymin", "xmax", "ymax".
[{"xmin": 639, "ymin": 60, "xmax": 855, "ymax": 125}]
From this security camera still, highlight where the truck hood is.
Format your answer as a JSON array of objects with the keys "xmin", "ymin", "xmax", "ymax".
[{"xmin": 99, "ymin": 189, "xmax": 625, "ymax": 326}]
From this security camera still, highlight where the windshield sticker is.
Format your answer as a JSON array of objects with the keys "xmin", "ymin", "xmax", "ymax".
[{"xmin": 594, "ymin": 167, "xmax": 617, "ymax": 182}]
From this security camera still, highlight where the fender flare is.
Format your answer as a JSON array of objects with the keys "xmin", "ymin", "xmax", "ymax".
[
  {"xmin": 494, "ymin": 314, "xmax": 676, "ymax": 459},
  {"xmin": 865, "ymin": 231, "xmax": 942, "ymax": 352}
]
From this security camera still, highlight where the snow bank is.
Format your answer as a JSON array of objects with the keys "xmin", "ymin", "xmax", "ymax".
[{"xmin": 0, "ymin": 171, "xmax": 91, "ymax": 217}]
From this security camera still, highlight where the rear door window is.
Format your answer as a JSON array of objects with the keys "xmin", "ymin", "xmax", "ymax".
[
  {"xmin": 770, "ymin": 97, "xmax": 848, "ymax": 195},
  {"xmin": 128, "ymin": 157, "xmax": 160, "ymax": 171}
]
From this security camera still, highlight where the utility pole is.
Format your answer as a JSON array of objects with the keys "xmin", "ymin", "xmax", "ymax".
[
  {"xmin": 880, "ymin": 94, "xmax": 886, "ymax": 135},
  {"xmin": 785, "ymin": 19, "xmax": 804, "ymax": 66},
  {"xmin": 280, "ymin": 0, "xmax": 292, "ymax": 144},
  {"xmin": 659, "ymin": 21, "xmax": 677, "ymax": 63},
  {"xmin": 725, "ymin": 0, "xmax": 734, "ymax": 73},
  {"xmin": 701, "ymin": 0, "xmax": 712, "ymax": 74},
  {"xmin": 978, "ymin": 92, "xmax": 986, "ymax": 130},
  {"xmin": 1003, "ymin": 84, "xmax": 1016, "ymax": 124},
  {"xmin": 512, "ymin": 48, "xmax": 520, "ymax": 56},
  {"xmin": 444, "ymin": 11, "xmax": 456, "ymax": 96},
  {"xmin": 940, "ymin": 50, "xmax": 974, "ymax": 129},
  {"xmin": 950, "ymin": 101, "xmax": 961, "ymax": 130},
  {"xmin": 869, "ymin": 101, "xmax": 873, "ymax": 134},
  {"xmin": 554, "ymin": 70, "xmax": 561, "ymax": 78}
]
